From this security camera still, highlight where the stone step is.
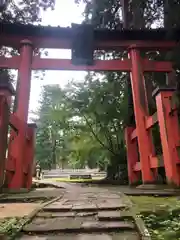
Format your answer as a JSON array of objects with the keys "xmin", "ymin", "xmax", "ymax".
[
  {"xmin": 23, "ymin": 218, "xmax": 136, "ymax": 233},
  {"xmin": 19, "ymin": 231, "xmax": 140, "ymax": 240},
  {"xmin": 17, "ymin": 186, "xmax": 150, "ymax": 240},
  {"xmin": 97, "ymin": 211, "xmax": 133, "ymax": 221}
]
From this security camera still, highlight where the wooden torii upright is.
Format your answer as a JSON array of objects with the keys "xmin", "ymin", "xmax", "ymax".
[{"xmin": 0, "ymin": 20, "xmax": 180, "ymax": 189}]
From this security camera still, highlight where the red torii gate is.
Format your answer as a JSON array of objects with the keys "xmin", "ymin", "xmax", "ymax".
[{"xmin": 0, "ymin": 22, "xmax": 180, "ymax": 189}]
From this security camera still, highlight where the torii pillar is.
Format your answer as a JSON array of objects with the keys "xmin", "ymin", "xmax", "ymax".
[
  {"xmin": 8, "ymin": 40, "xmax": 33, "ymax": 189},
  {"xmin": 129, "ymin": 45, "xmax": 156, "ymax": 184},
  {"xmin": 0, "ymin": 78, "xmax": 15, "ymax": 189}
]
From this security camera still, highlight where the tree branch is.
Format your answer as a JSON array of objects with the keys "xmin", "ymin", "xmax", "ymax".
[
  {"xmin": 83, "ymin": 114, "xmax": 116, "ymax": 155},
  {"xmin": 94, "ymin": 111, "xmax": 115, "ymax": 152},
  {"xmin": 112, "ymin": 121, "xmax": 121, "ymax": 150}
]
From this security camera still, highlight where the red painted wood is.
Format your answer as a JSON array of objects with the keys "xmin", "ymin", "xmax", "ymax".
[
  {"xmin": 124, "ymin": 127, "xmax": 140, "ymax": 184},
  {"xmin": 8, "ymin": 40, "xmax": 33, "ymax": 189},
  {"xmin": 0, "ymin": 34, "xmax": 176, "ymax": 50},
  {"xmin": 129, "ymin": 47, "xmax": 156, "ymax": 184},
  {"xmin": 0, "ymin": 56, "xmax": 173, "ymax": 72},
  {"xmin": 156, "ymin": 90, "xmax": 180, "ymax": 185},
  {"xmin": 0, "ymin": 29, "xmax": 179, "ymax": 188}
]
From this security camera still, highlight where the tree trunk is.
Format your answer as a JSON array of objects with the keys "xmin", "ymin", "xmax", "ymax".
[
  {"xmin": 127, "ymin": 76, "xmax": 135, "ymax": 126},
  {"xmin": 106, "ymin": 153, "xmax": 128, "ymax": 183},
  {"xmin": 51, "ymin": 140, "xmax": 57, "ymax": 169}
]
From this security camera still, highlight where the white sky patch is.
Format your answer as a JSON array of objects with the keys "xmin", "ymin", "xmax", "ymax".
[{"xmin": 28, "ymin": 0, "xmax": 87, "ymax": 120}]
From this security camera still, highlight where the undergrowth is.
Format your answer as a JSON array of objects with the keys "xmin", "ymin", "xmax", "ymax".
[
  {"xmin": 142, "ymin": 210, "xmax": 180, "ymax": 239},
  {"xmin": 131, "ymin": 196, "xmax": 180, "ymax": 239},
  {"xmin": 0, "ymin": 217, "xmax": 27, "ymax": 238}
]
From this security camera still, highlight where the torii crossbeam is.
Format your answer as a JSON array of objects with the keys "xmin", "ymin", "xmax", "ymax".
[{"xmin": 0, "ymin": 22, "xmax": 180, "ymax": 189}]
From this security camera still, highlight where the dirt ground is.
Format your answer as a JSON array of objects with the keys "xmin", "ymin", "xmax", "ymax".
[
  {"xmin": 0, "ymin": 203, "xmax": 40, "ymax": 218},
  {"xmin": 0, "ymin": 187, "xmax": 65, "ymax": 219}
]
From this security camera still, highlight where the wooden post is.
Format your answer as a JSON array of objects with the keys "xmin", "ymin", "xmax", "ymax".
[
  {"xmin": 0, "ymin": 81, "xmax": 15, "ymax": 190},
  {"xmin": 25, "ymin": 123, "xmax": 37, "ymax": 189},
  {"xmin": 125, "ymin": 127, "xmax": 139, "ymax": 184},
  {"xmin": 129, "ymin": 46, "xmax": 155, "ymax": 184},
  {"xmin": 8, "ymin": 40, "xmax": 33, "ymax": 189},
  {"xmin": 155, "ymin": 87, "xmax": 180, "ymax": 185}
]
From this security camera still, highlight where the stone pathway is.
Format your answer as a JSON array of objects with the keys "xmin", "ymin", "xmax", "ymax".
[{"xmin": 18, "ymin": 186, "xmax": 151, "ymax": 240}]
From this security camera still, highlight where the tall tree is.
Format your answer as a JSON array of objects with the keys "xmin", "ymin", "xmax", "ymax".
[
  {"xmin": 35, "ymin": 85, "xmax": 72, "ymax": 169},
  {"xmin": 1, "ymin": 0, "xmax": 55, "ymax": 23},
  {"xmin": 0, "ymin": 0, "xmax": 56, "ymax": 100},
  {"xmin": 35, "ymin": 83, "xmax": 110, "ymax": 171},
  {"xmin": 65, "ymin": 72, "xmax": 128, "ymax": 180},
  {"xmin": 72, "ymin": 0, "xmax": 180, "ymax": 181}
]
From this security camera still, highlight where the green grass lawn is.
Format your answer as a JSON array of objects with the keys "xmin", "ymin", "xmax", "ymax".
[
  {"xmin": 130, "ymin": 196, "xmax": 180, "ymax": 213},
  {"xmin": 130, "ymin": 196, "xmax": 180, "ymax": 239}
]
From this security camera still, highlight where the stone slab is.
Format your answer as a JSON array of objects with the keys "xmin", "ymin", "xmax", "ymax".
[
  {"xmin": 19, "ymin": 232, "xmax": 139, "ymax": 240},
  {"xmin": 76, "ymin": 212, "xmax": 96, "ymax": 217},
  {"xmin": 19, "ymin": 237, "xmax": 47, "ymax": 240},
  {"xmin": 78, "ymin": 234, "xmax": 111, "ymax": 240},
  {"xmin": 111, "ymin": 232, "xmax": 140, "ymax": 240},
  {"xmin": 37, "ymin": 211, "xmax": 75, "ymax": 218},
  {"xmin": 96, "ymin": 201, "xmax": 127, "ymax": 210},
  {"xmin": 43, "ymin": 200, "xmax": 73, "ymax": 211},
  {"xmin": 23, "ymin": 218, "xmax": 82, "ymax": 232},
  {"xmin": 72, "ymin": 201, "xmax": 88, "ymax": 206},
  {"xmin": 0, "ymin": 234, "xmax": 7, "ymax": 240},
  {"xmin": 72, "ymin": 203, "xmax": 97, "ymax": 211},
  {"xmin": 98, "ymin": 211, "xmax": 132, "ymax": 221},
  {"xmin": 23, "ymin": 217, "xmax": 135, "ymax": 233},
  {"xmin": 43, "ymin": 205, "xmax": 73, "ymax": 211},
  {"xmin": 97, "ymin": 194, "xmax": 120, "ymax": 199},
  {"xmin": 82, "ymin": 221, "xmax": 135, "ymax": 230}
]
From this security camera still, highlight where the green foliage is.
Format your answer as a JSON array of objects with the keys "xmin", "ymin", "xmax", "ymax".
[
  {"xmin": 0, "ymin": 217, "xmax": 26, "ymax": 238},
  {"xmin": 0, "ymin": 0, "xmax": 55, "ymax": 90},
  {"xmin": 35, "ymin": 83, "xmax": 111, "ymax": 170},
  {"xmin": 72, "ymin": 0, "xmax": 180, "ymax": 180},
  {"xmin": 36, "ymin": 125, "xmax": 52, "ymax": 169},
  {"xmin": 35, "ymin": 70, "xmax": 129, "ymax": 182},
  {"xmin": 143, "ymin": 210, "xmax": 180, "ymax": 239},
  {"xmin": 131, "ymin": 196, "xmax": 180, "ymax": 239},
  {"xmin": 35, "ymin": 85, "xmax": 71, "ymax": 169},
  {"xmin": 1, "ymin": 0, "xmax": 55, "ymax": 23},
  {"xmin": 35, "ymin": 0, "xmax": 180, "ymax": 179},
  {"xmin": 67, "ymin": 73, "xmax": 128, "ymax": 180}
]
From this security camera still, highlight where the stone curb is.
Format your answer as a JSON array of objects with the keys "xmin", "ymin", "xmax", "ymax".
[
  {"xmin": 9, "ymin": 195, "xmax": 64, "ymax": 240},
  {"xmin": 120, "ymin": 193, "xmax": 151, "ymax": 240}
]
